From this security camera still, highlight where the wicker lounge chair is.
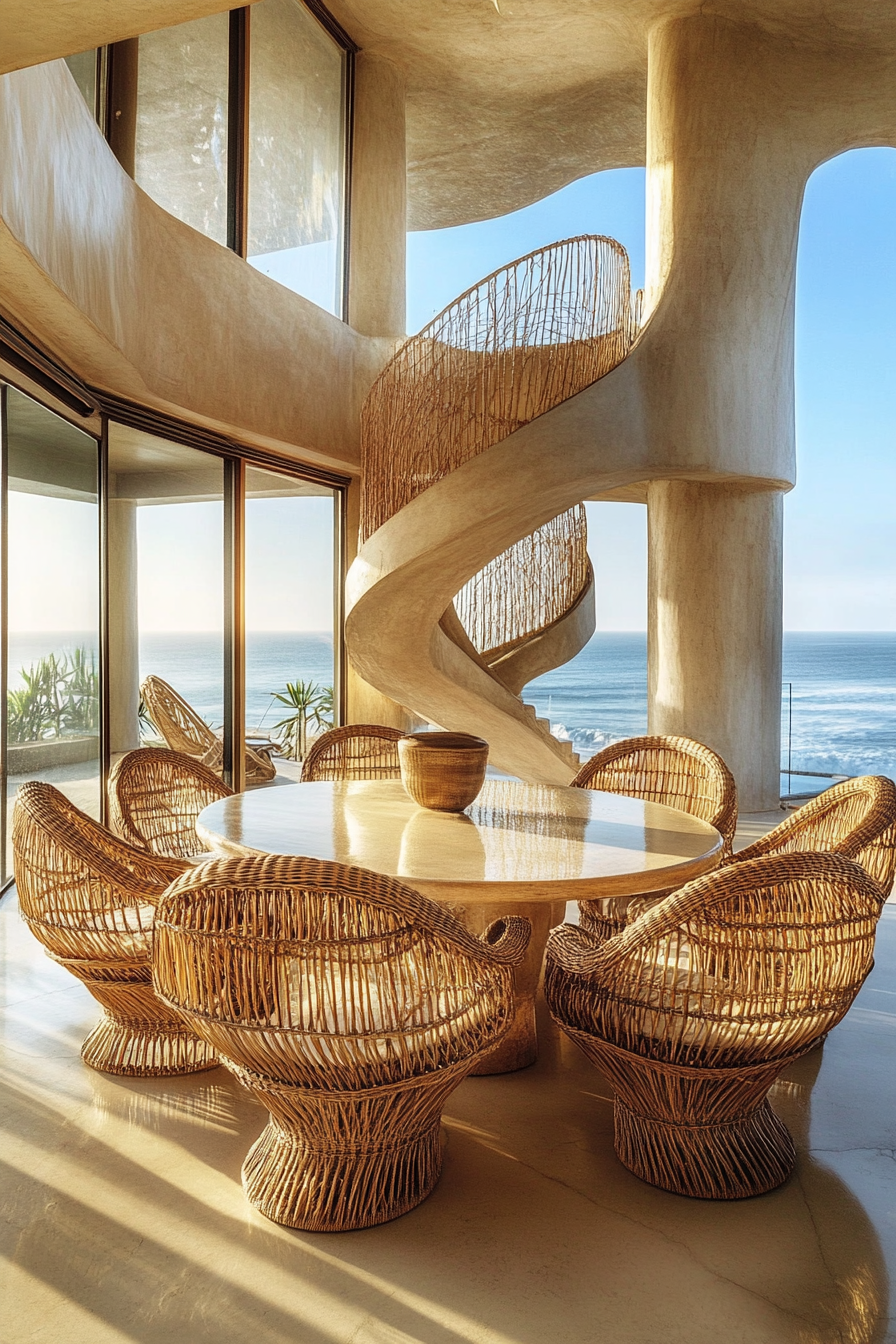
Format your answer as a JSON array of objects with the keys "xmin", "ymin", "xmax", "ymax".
[
  {"xmin": 571, "ymin": 735, "xmax": 737, "ymax": 940},
  {"xmin": 153, "ymin": 854, "xmax": 530, "ymax": 1230},
  {"xmin": 731, "ymin": 775, "xmax": 896, "ymax": 896},
  {"xmin": 545, "ymin": 851, "xmax": 883, "ymax": 1199},
  {"xmin": 141, "ymin": 675, "xmax": 277, "ymax": 785},
  {"xmin": 301, "ymin": 723, "xmax": 403, "ymax": 781},
  {"xmin": 109, "ymin": 747, "xmax": 233, "ymax": 859},
  {"xmin": 12, "ymin": 781, "xmax": 218, "ymax": 1076}
]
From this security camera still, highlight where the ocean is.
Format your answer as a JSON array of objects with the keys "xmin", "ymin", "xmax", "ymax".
[
  {"xmin": 7, "ymin": 629, "xmax": 895, "ymax": 790},
  {"xmin": 527, "ymin": 631, "xmax": 896, "ymax": 792}
]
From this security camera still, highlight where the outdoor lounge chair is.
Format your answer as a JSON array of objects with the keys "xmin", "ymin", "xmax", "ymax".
[
  {"xmin": 12, "ymin": 781, "xmax": 217, "ymax": 1076},
  {"xmin": 570, "ymin": 735, "xmax": 738, "ymax": 940},
  {"xmin": 108, "ymin": 747, "xmax": 232, "ymax": 859},
  {"xmin": 141, "ymin": 674, "xmax": 277, "ymax": 785},
  {"xmin": 152, "ymin": 854, "xmax": 530, "ymax": 1230},
  {"xmin": 301, "ymin": 723, "xmax": 403, "ymax": 781},
  {"xmin": 545, "ymin": 851, "xmax": 883, "ymax": 1199}
]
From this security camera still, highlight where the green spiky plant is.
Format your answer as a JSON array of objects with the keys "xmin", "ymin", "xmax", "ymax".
[
  {"xmin": 7, "ymin": 648, "xmax": 99, "ymax": 745},
  {"xmin": 271, "ymin": 680, "xmax": 334, "ymax": 761}
]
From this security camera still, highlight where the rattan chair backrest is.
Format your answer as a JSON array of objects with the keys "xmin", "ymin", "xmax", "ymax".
[
  {"xmin": 154, "ymin": 854, "xmax": 530, "ymax": 1090},
  {"xmin": 12, "ymin": 781, "xmax": 186, "ymax": 963},
  {"xmin": 109, "ymin": 748, "xmax": 232, "ymax": 859},
  {"xmin": 547, "ymin": 851, "xmax": 882, "ymax": 1069},
  {"xmin": 571, "ymin": 734, "xmax": 738, "ymax": 854},
  {"xmin": 301, "ymin": 725, "xmax": 403, "ymax": 782},
  {"xmin": 733, "ymin": 775, "xmax": 896, "ymax": 894},
  {"xmin": 141, "ymin": 676, "xmax": 218, "ymax": 758}
]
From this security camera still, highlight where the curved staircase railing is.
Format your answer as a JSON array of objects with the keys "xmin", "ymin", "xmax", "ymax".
[{"xmin": 357, "ymin": 236, "xmax": 640, "ymax": 772}]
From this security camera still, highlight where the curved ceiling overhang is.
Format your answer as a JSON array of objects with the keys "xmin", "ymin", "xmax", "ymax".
[{"xmin": 2, "ymin": 0, "xmax": 896, "ymax": 229}]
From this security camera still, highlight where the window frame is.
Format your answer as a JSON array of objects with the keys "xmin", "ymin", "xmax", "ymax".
[
  {"xmin": 0, "ymin": 349, "xmax": 349, "ymax": 890},
  {"xmin": 122, "ymin": 0, "xmax": 358, "ymax": 319}
]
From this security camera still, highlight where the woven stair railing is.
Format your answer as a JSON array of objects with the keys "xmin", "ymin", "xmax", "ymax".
[{"xmin": 361, "ymin": 236, "xmax": 640, "ymax": 662}]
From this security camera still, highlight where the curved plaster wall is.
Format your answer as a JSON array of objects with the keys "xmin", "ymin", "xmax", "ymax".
[{"xmin": 0, "ymin": 61, "xmax": 391, "ymax": 474}]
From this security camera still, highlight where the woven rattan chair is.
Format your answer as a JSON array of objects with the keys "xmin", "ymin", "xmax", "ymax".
[
  {"xmin": 141, "ymin": 675, "xmax": 276, "ymax": 785},
  {"xmin": 301, "ymin": 724, "xmax": 403, "ymax": 781},
  {"xmin": 108, "ymin": 747, "xmax": 233, "ymax": 859},
  {"xmin": 545, "ymin": 851, "xmax": 883, "ymax": 1199},
  {"xmin": 732, "ymin": 775, "xmax": 896, "ymax": 896},
  {"xmin": 153, "ymin": 854, "xmax": 530, "ymax": 1230},
  {"xmin": 571, "ymin": 735, "xmax": 737, "ymax": 940},
  {"xmin": 12, "ymin": 782, "xmax": 218, "ymax": 1076}
]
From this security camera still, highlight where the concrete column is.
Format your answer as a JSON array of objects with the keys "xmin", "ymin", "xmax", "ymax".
[
  {"xmin": 640, "ymin": 16, "xmax": 803, "ymax": 811},
  {"xmin": 647, "ymin": 481, "xmax": 783, "ymax": 811},
  {"xmin": 107, "ymin": 498, "xmax": 141, "ymax": 753},
  {"xmin": 347, "ymin": 53, "xmax": 407, "ymax": 337}
]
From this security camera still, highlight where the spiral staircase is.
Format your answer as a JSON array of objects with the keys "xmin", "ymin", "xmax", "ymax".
[{"xmin": 347, "ymin": 236, "xmax": 641, "ymax": 781}]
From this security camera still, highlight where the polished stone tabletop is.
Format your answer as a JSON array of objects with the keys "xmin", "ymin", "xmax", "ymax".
[{"xmin": 197, "ymin": 779, "xmax": 723, "ymax": 904}]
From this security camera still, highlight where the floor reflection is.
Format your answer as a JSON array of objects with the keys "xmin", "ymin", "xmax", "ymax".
[{"xmin": 2, "ymin": 890, "xmax": 894, "ymax": 1344}]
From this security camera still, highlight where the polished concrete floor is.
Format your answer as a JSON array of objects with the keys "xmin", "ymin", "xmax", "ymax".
[{"xmin": 2, "ymin": 831, "xmax": 894, "ymax": 1343}]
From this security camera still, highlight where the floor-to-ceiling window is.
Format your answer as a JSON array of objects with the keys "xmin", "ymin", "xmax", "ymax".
[
  {"xmin": 132, "ymin": 0, "xmax": 352, "ymax": 313},
  {"xmin": 106, "ymin": 424, "xmax": 225, "ymax": 763},
  {"xmin": 2, "ymin": 388, "xmax": 101, "ymax": 878},
  {"xmin": 135, "ymin": 14, "xmax": 230, "ymax": 245},
  {"xmin": 244, "ymin": 467, "xmax": 337, "ymax": 780},
  {"xmin": 247, "ymin": 0, "xmax": 348, "ymax": 314},
  {"xmin": 0, "ymin": 379, "xmax": 345, "ymax": 886}
]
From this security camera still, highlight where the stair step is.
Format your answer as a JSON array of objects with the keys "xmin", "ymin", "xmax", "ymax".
[{"xmin": 517, "ymin": 699, "xmax": 580, "ymax": 768}]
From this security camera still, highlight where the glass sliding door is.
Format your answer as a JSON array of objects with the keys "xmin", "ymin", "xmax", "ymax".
[
  {"xmin": 3, "ymin": 388, "xmax": 101, "ymax": 879},
  {"xmin": 244, "ymin": 468, "xmax": 336, "ymax": 780},
  {"xmin": 106, "ymin": 424, "xmax": 224, "ymax": 769},
  {"xmin": 0, "ymin": 395, "xmax": 342, "ymax": 875},
  {"xmin": 248, "ymin": 0, "xmax": 348, "ymax": 313}
]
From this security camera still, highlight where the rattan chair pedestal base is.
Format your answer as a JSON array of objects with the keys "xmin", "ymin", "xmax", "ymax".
[
  {"xmin": 567, "ymin": 1027, "xmax": 803, "ymax": 1199},
  {"xmin": 58, "ymin": 958, "xmax": 219, "ymax": 1077},
  {"xmin": 612, "ymin": 1097, "xmax": 794, "ymax": 1200},
  {"xmin": 234, "ymin": 1060, "xmax": 472, "ymax": 1232}
]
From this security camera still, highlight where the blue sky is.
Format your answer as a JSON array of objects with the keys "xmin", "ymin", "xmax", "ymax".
[{"xmin": 407, "ymin": 151, "xmax": 896, "ymax": 631}]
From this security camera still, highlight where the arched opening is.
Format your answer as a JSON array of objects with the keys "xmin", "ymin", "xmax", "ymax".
[{"xmin": 785, "ymin": 147, "xmax": 896, "ymax": 797}]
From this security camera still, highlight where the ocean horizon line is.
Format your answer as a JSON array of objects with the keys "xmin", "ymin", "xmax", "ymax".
[{"xmin": 7, "ymin": 628, "xmax": 896, "ymax": 638}]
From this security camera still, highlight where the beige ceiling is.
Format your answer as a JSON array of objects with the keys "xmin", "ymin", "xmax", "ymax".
[{"xmin": 3, "ymin": 0, "xmax": 895, "ymax": 229}]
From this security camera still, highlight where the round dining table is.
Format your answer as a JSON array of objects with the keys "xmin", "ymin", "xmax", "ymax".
[{"xmin": 197, "ymin": 778, "xmax": 724, "ymax": 1074}]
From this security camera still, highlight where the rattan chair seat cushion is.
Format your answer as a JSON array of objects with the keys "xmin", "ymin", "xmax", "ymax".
[
  {"xmin": 624, "ymin": 962, "xmax": 835, "ymax": 1056},
  {"xmin": 38, "ymin": 903, "xmax": 158, "ymax": 961}
]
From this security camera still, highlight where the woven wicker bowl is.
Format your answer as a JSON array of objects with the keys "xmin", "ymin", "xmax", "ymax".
[{"xmin": 398, "ymin": 733, "xmax": 489, "ymax": 812}]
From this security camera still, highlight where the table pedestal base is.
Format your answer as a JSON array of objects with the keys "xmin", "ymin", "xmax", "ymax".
[{"xmin": 445, "ymin": 900, "xmax": 566, "ymax": 1074}]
